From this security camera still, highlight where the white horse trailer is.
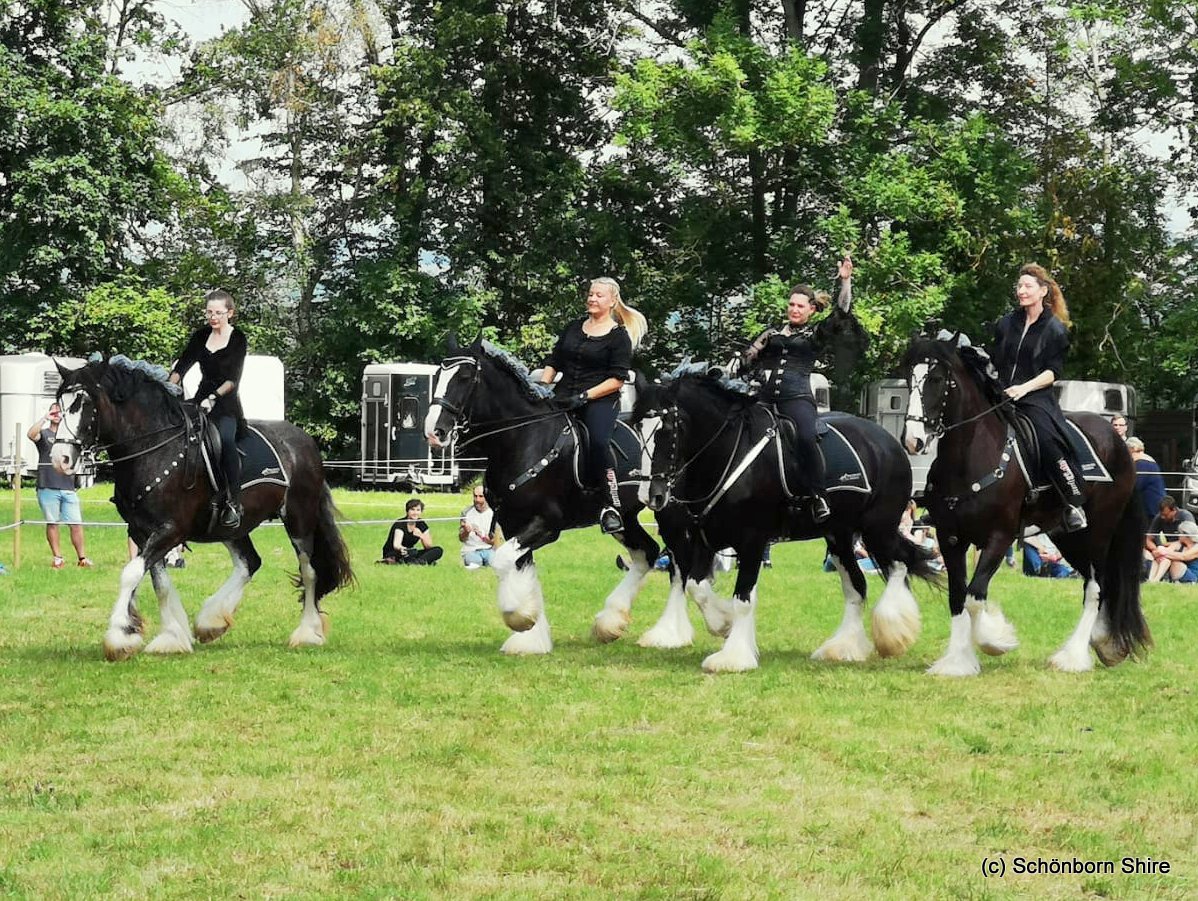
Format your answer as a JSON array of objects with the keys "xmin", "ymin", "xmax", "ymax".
[
  {"xmin": 1053, "ymin": 379, "xmax": 1136, "ymax": 430},
  {"xmin": 360, "ymin": 363, "xmax": 459, "ymax": 489},
  {"xmin": 180, "ymin": 354, "xmax": 285, "ymax": 421},
  {"xmin": 0, "ymin": 353, "xmax": 89, "ymax": 484},
  {"xmin": 861, "ymin": 378, "xmax": 936, "ymax": 496}
]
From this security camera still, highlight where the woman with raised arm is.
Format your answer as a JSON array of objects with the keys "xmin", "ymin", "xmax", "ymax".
[
  {"xmin": 741, "ymin": 255, "xmax": 855, "ymax": 523},
  {"xmin": 989, "ymin": 263, "xmax": 1087, "ymax": 532},
  {"xmin": 169, "ymin": 289, "xmax": 248, "ymax": 529},
  {"xmin": 541, "ymin": 277, "xmax": 647, "ymax": 534}
]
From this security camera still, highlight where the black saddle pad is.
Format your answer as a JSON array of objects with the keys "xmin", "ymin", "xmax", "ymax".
[
  {"xmin": 1008, "ymin": 415, "xmax": 1112, "ymax": 488},
  {"xmin": 201, "ymin": 424, "xmax": 289, "ymax": 491},
  {"xmin": 777, "ymin": 413, "xmax": 871, "ymax": 495},
  {"xmin": 573, "ymin": 419, "xmax": 642, "ymax": 486}
]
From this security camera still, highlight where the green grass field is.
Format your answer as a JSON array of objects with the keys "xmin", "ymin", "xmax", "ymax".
[{"xmin": 1, "ymin": 485, "xmax": 1195, "ymax": 899}]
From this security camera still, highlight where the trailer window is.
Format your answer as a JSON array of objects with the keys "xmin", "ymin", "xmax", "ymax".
[
  {"xmin": 1103, "ymin": 389, "xmax": 1123, "ymax": 412},
  {"xmin": 367, "ymin": 379, "xmax": 384, "ymax": 398},
  {"xmin": 888, "ymin": 395, "xmax": 903, "ymax": 411},
  {"xmin": 398, "ymin": 396, "xmax": 420, "ymax": 429}
]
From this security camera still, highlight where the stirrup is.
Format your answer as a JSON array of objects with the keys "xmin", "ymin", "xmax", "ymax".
[
  {"xmin": 220, "ymin": 502, "xmax": 242, "ymax": 528},
  {"xmin": 1062, "ymin": 505, "xmax": 1087, "ymax": 533},
  {"xmin": 811, "ymin": 495, "xmax": 832, "ymax": 523},
  {"xmin": 600, "ymin": 506, "xmax": 624, "ymax": 534}
]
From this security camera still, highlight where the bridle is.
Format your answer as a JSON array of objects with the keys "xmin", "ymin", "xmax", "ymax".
[
  {"xmin": 649, "ymin": 400, "xmax": 745, "ymax": 509},
  {"xmin": 907, "ymin": 355, "xmax": 1011, "ymax": 441},
  {"xmin": 432, "ymin": 354, "xmax": 584, "ymax": 450}
]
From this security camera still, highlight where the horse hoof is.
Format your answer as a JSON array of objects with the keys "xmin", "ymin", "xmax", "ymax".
[
  {"xmin": 103, "ymin": 633, "xmax": 144, "ymax": 662},
  {"xmin": 502, "ymin": 610, "xmax": 537, "ymax": 632},
  {"xmin": 592, "ymin": 609, "xmax": 630, "ymax": 643},
  {"xmin": 145, "ymin": 633, "xmax": 193, "ymax": 655},
  {"xmin": 194, "ymin": 613, "xmax": 233, "ymax": 644},
  {"xmin": 288, "ymin": 625, "xmax": 326, "ymax": 648}
]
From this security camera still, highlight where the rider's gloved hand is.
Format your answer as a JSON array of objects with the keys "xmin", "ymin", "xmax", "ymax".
[
  {"xmin": 563, "ymin": 392, "xmax": 588, "ymax": 410},
  {"xmin": 199, "ymin": 395, "xmax": 216, "ymax": 414}
]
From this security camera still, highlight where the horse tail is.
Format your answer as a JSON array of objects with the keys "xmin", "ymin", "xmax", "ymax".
[
  {"xmin": 892, "ymin": 531, "xmax": 943, "ymax": 587},
  {"xmin": 311, "ymin": 484, "xmax": 356, "ymax": 600},
  {"xmin": 1100, "ymin": 494, "xmax": 1152, "ymax": 659}
]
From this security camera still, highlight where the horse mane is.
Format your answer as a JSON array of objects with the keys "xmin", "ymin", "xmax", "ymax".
[
  {"xmin": 906, "ymin": 333, "xmax": 1006, "ymax": 406},
  {"xmin": 665, "ymin": 362, "xmax": 756, "ymax": 401},
  {"xmin": 85, "ymin": 353, "xmax": 186, "ymax": 423},
  {"xmin": 477, "ymin": 340, "xmax": 555, "ymax": 403}
]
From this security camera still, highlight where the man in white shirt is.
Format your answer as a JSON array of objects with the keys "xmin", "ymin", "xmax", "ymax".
[{"xmin": 459, "ymin": 487, "xmax": 496, "ymax": 569}]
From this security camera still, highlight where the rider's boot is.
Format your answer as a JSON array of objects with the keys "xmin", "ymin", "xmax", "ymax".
[
  {"xmin": 220, "ymin": 472, "xmax": 242, "ymax": 529},
  {"xmin": 599, "ymin": 468, "xmax": 624, "ymax": 534},
  {"xmin": 1053, "ymin": 457, "xmax": 1087, "ymax": 532}
]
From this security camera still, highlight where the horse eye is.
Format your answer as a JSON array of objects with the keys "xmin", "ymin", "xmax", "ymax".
[{"xmin": 69, "ymin": 395, "xmax": 83, "ymax": 414}]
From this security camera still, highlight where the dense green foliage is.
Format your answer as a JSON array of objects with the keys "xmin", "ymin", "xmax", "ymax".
[{"xmin": 2, "ymin": 1, "xmax": 1196, "ymax": 451}]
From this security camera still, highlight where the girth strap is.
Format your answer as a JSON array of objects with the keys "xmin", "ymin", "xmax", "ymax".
[{"xmin": 507, "ymin": 423, "xmax": 575, "ymax": 492}]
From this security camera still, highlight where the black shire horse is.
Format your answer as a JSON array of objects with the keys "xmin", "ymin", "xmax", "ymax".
[
  {"xmin": 641, "ymin": 365, "xmax": 938, "ymax": 673},
  {"xmin": 424, "ymin": 338, "xmax": 661, "ymax": 654},
  {"xmin": 55, "ymin": 357, "xmax": 354, "ymax": 661},
  {"xmin": 902, "ymin": 335, "xmax": 1150, "ymax": 675}
]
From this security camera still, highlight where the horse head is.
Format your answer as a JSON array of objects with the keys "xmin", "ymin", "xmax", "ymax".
[
  {"xmin": 902, "ymin": 332, "xmax": 998, "ymax": 454},
  {"xmin": 425, "ymin": 344, "xmax": 481, "ymax": 448},
  {"xmin": 53, "ymin": 360, "xmax": 100, "ymax": 468},
  {"xmin": 424, "ymin": 339, "xmax": 554, "ymax": 448}
]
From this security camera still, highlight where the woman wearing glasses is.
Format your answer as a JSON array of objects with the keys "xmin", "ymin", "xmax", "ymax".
[{"xmin": 169, "ymin": 289, "xmax": 249, "ymax": 528}]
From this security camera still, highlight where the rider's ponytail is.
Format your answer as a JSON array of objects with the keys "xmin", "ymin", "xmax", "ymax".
[
  {"xmin": 593, "ymin": 277, "xmax": 647, "ymax": 349},
  {"xmin": 1020, "ymin": 264, "xmax": 1071, "ymax": 329}
]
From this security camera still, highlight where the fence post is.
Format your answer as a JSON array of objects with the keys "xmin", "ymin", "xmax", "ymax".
[{"xmin": 13, "ymin": 423, "xmax": 22, "ymax": 569}]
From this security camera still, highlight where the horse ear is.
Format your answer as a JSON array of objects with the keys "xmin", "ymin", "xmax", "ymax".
[{"xmin": 446, "ymin": 332, "xmax": 460, "ymax": 353}]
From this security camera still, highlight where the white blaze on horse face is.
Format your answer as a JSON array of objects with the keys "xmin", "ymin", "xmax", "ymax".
[
  {"xmin": 905, "ymin": 363, "xmax": 929, "ymax": 454},
  {"xmin": 424, "ymin": 362, "xmax": 464, "ymax": 445},
  {"xmin": 636, "ymin": 415, "xmax": 660, "ymax": 507}
]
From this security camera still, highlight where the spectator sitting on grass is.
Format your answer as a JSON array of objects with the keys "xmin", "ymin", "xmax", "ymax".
[
  {"xmin": 381, "ymin": 499, "xmax": 443, "ymax": 566},
  {"xmin": 1147, "ymin": 520, "xmax": 1198, "ymax": 584}
]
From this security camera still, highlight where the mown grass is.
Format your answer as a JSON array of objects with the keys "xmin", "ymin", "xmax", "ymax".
[{"xmin": 1, "ymin": 485, "xmax": 1195, "ymax": 899}]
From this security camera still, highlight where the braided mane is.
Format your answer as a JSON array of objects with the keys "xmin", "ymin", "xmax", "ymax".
[{"xmin": 477, "ymin": 340, "xmax": 555, "ymax": 402}]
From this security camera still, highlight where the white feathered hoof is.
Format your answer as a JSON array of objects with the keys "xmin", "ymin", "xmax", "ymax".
[
  {"xmin": 194, "ymin": 612, "xmax": 233, "ymax": 644},
  {"xmin": 288, "ymin": 623, "xmax": 327, "ymax": 649},
  {"xmin": 145, "ymin": 632, "xmax": 193, "ymax": 655},
  {"xmin": 103, "ymin": 629, "xmax": 144, "ymax": 662},
  {"xmin": 592, "ymin": 608, "xmax": 630, "ymax": 644},
  {"xmin": 501, "ymin": 616, "xmax": 552, "ymax": 655},
  {"xmin": 701, "ymin": 646, "xmax": 759, "ymax": 674},
  {"xmin": 871, "ymin": 607, "xmax": 920, "ymax": 659},
  {"xmin": 926, "ymin": 653, "xmax": 981, "ymax": 677},
  {"xmin": 1048, "ymin": 646, "xmax": 1094, "ymax": 673},
  {"xmin": 502, "ymin": 610, "xmax": 537, "ymax": 633},
  {"xmin": 967, "ymin": 599, "xmax": 1019, "ymax": 657},
  {"xmin": 637, "ymin": 620, "xmax": 695, "ymax": 649},
  {"xmin": 811, "ymin": 632, "xmax": 873, "ymax": 663}
]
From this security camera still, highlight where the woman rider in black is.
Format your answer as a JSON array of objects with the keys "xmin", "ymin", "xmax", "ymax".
[
  {"xmin": 541, "ymin": 277, "xmax": 647, "ymax": 534},
  {"xmin": 990, "ymin": 263, "xmax": 1087, "ymax": 532},
  {"xmin": 741, "ymin": 256, "xmax": 855, "ymax": 523},
  {"xmin": 169, "ymin": 289, "xmax": 249, "ymax": 529}
]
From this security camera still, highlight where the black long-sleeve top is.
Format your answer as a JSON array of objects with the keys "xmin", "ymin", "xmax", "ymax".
[
  {"xmin": 171, "ymin": 327, "xmax": 248, "ymax": 421},
  {"xmin": 545, "ymin": 318, "xmax": 633, "ymax": 397},
  {"xmin": 743, "ymin": 308, "xmax": 855, "ymax": 401},
  {"xmin": 989, "ymin": 309, "xmax": 1070, "ymax": 415}
]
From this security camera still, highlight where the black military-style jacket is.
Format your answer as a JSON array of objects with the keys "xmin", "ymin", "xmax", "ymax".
[{"xmin": 989, "ymin": 309, "xmax": 1070, "ymax": 415}]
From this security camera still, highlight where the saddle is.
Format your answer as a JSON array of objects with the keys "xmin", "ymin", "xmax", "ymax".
[
  {"xmin": 773, "ymin": 412, "xmax": 871, "ymax": 497},
  {"xmin": 504, "ymin": 414, "xmax": 641, "ymax": 493},
  {"xmin": 1003, "ymin": 410, "xmax": 1112, "ymax": 495},
  {"xmin": 198, "ymin": 422, "xmax": 290, "ymax": 496}
]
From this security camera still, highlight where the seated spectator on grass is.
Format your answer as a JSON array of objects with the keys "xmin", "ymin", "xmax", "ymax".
[
  {"xmin": 459, "ymin": 487, "xmax": 496, "ymax": 569},
  {"xmin": 1145, "ymin": 495, "xmax": 1194, "ymax": 558},
  {"xmin": 1022, "ymin": 531, "xmax": 1074, "ymax": 579},
  {"xmin": 1147, "ymin": 520, "xmax": 1198, "ymax": 584},
  {"xmin": 381, "ymin": 499, "xmax": 443, "ymax": 566},
  {"xmin": 1126, "ymin": 437, "xmax": 1166, "ymax": 522}
]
